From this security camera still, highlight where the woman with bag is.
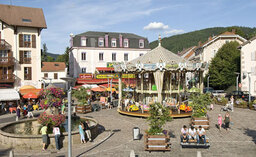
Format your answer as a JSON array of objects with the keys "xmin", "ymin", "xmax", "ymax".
[{"xmin": 224, "ymin": 112, "xmax": 231, "ymax": 131}]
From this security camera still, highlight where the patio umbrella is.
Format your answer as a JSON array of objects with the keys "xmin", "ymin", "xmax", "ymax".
[
  {"xmin": 82, "ymin": 84, "xmax": 99, "ymax": 89},
  {"xmin": 23, "ymin": 92, "xmax": 38, "ymax": 99},
  {"xmin": 91, "ymin": 86, "xmax": 106, "ymax": 92},
  {"xmin": 106, "ymin": 87, "xmax": 116, "ymax": 92}
]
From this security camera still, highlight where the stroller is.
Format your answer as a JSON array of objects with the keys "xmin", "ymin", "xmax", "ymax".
[{"xmin": 221, "ymin": 102, "xmax": 232, "ymax": 111}]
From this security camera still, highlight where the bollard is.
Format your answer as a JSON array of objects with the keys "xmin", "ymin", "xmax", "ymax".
[{"xmin": 130, "ymin": 150, "xmax": 135, "ymax": 157}]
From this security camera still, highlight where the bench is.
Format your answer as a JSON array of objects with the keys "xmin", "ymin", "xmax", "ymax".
[
  {"xmin": 144, "ymin": 135, "xmax": 171, "ymax": 152},
  {"xmin": 181, "ymin": 137, "xmax": 210, "ymax": 148},
  {"xmin": 191, "ymin": 117, "xmax": 210, "ymax": 129}
]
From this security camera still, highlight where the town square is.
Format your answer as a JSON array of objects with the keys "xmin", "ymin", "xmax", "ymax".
[{"xmin": 0, "ymin": 0, "xmax": 256, "ymax": 157}]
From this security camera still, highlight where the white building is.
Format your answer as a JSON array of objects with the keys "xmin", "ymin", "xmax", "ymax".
[
  {"xmin": 239, "ymin": 36, "xmax": 256, "ymax": 96},
  {"xmin": 69, "ymin": 31, "xmax": 150, "ymax": 78},
  {"xmin": 0, "ymin": 4, "xmax": 47, "ymax": 89},
  {"xmin": 41, "ymin": 62, "xmax": 67, "ymax": 89}
]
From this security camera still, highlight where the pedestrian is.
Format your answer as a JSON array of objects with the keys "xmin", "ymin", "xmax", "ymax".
[
  {"xmin": 40, "ymin": 125, "xmax": 48, "ymax": 151},
  {"xmin": 224, "ymin": 112, "xmax": 231, "ymax": 131},
  {"xmin": 188, "ymin": 125, "xmax": 197, "ymax": 142},
  {"xmin": 53, "ymin": 126, "xmax": 61, "ymax": 150},
  {"xmin": 218, "ymin": 114, "xmax": 222, "ymax": 130},
  {"xmin": 230, "ymin": 95, "xmax": 234, "ymax": 112},
  {"xmin": 23, "ymin": 104, "xmax": 28, "ymax": 117},
  {"xmin": 180, "ymin": 125, "xmax": 188, "ymax": 143},
  {"xmin": 84, "ymin": 120, "xmax": 92, "ymax": 142},
  {"xmin": 16, "ymin": 105, "xmax": 21, "ymax": 121},
  {"xmin": 79, "ymin": 122, "xmax": 85, "ymax": 143},
  {"xmin": 61, "ymin": 102, "xmax": 66, "ymax": 114},
  {"xmin": 27, "ymin": 102, "xmax": 34, "ymax": 118},
  {"xmin": 196, "ymin": 126, "xmax": 206, "ymax": 144}
]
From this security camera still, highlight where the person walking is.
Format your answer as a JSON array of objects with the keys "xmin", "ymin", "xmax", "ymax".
[
  {"xmin": 53, "ymin": 126, "xmax": 61, "ymax": 150},
  {"xmin": 218, "ymin": 114, "xmax": 222, "ymax": 130},
  {"xmin": 16, "ymin": 105, "xmax": 21, "ymax": 121},
  {"xmin": 40, "ymin": 125, "xmax": 48, "ymax": 151},
  {"xmin": 84, "ymin": 120, "xmax": 92, "ymax": 142},
  {"xmin": 79, "ymin": 122, "xmax": 86, "ymax": 143},
  {"xmin": 27, "ymin": 102, "xmax": 34, "ymax": 118},
  {"xmin": 230, "ymin": 96, "xmax": 234, "ymax": 112},
  {"xmin": 224, "ymin": 112, "xmax": 231, "ymax": 131}
]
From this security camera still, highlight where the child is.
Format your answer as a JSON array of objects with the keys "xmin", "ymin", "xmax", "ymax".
[
  {"xmin": 218, "ymin": 114, "xmax": 222, "ymax": 130},
  {"xmin": 210, "ymin": 103, "xmax": 214, "ymax": 110}
]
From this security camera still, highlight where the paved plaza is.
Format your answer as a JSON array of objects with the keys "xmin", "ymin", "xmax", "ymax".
[{"xmin": 0, "ymin": 104, "xmax": 256, "ymax": 157}]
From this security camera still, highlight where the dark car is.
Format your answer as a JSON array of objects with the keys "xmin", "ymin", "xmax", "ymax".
[
  {"xmin": 225, "ymin": 91, "xmax": 255, "ymax": 102},
  {"xmin": 203, "ymin": 87, "xmax": 214, "ymax": 93}
]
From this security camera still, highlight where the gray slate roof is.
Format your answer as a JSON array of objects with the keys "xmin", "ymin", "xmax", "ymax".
[{"xmin": 73, "ymin": 31, "xmax": 149, "ymax": 49}]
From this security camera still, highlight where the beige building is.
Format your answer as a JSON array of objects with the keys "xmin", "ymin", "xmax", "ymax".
[
  {"xmin": 239, "ymin": 37, "xmax": 256, "ymax": 96},
  {"xmin": 0, "ymin": 4, "xmax": 47, "ymax": 89}
]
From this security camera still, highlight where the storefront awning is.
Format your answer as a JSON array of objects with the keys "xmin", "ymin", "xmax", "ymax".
[{"xmin": 0, "ymin": 89, "xmax": 20, "ymax": 101}]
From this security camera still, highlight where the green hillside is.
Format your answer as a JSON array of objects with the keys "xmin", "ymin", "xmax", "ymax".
[{"xmin": 149, "ymin": 26, "xmax": 256, "ymax": 53}]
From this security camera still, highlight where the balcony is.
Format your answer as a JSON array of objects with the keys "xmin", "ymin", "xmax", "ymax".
[
  {"xmin": 0, "ymin": 39, "xmax": 12, "ymax": 50},
  {"xmin": 0, "ymin": 57, "xmax": 15, "ymax": 66},
  {"xmin": 20, "ymin": 58, "xmax": 31, "ymax": 64},
  {"xmin": 0, "ymin": 74, "xmax": 15, "ymax": 83}
]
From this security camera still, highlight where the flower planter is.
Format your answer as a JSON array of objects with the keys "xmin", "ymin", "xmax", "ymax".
[
  {"xmin": 76, "ymin": 105, "xmax": 92, "ymax": 114},
  {"xmin": 191, "ymin": 116, "xmax": 209, "ymax": 130},
  {"xmin": 144, "ymin": 134, "xmax": 170, "ymax": 152}
]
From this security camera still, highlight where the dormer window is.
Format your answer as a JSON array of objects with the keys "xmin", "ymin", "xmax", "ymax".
[
  {"xmin": 22, "ymin": 19, "xmax": 32, "ymax": 23},
  {"xmin": 139, "ymin": 39, "xmax": 144, "ymax": 48},
  {"xmin": 124, "ymin": 39, "xmax": 129, "ymax": 48},
  {"xmin": 81, "ymin": 37, "xmax": 86, "ymax": 46},
  {"xmin": 98, "ymin": 37, "xmax": 104, "ymax": 47},
  {"xmin": 111, "ymin": 38, "xmax": 117, "ymax": 47}
]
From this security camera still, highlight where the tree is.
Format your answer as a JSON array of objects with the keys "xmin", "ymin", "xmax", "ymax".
[
  {"xmin": 189, "ymin": 93, "xmax": 212, "ymax": 117},
  {"xmin": 47, "ymin": 56, "xmax": 55, "ymax": 62},
  {"xmin": 56, "ymin": 47, "xmax": 70, "ymax": 66},
  {"xmin": 206, "ymin": 41, "xmax": 240, "ymax": 90},
  {"xmin": 225, "ymin": 26, "xmax": 246, "ymax": 39},
  {"xmin": 41, "ymin": 43, "xmax": 48, "ymax": 62}
]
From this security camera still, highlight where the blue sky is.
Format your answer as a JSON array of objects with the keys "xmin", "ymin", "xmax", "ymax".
[{"xmin": 1, "ymin": 0, "xmax": 256, "ymax": 54}]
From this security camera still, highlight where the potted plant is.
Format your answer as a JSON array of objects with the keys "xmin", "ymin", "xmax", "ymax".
[
  {"xmin": 189, "ymin": 93, "xmax": 212, "ymax": 129},
  {"xmin": 144, "ymin": 103, "xmax": 172, "ymax": 151},
  {"xmin": 72, "ymin": 87, "xmax": 91, "ymax": 113}
]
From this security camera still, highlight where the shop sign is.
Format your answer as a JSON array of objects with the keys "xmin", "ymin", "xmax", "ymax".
[
  {"xmin": 95, "ymin": 73, "xmax": 135, "ymax": 79},
  {"xmin": 122, "ymin": 74, "xmax": 135, "ymax": 79},
  {"xmin": 144, "ymin": 64, "xmax": 157, "ymax": 70},
  {"xmin": 79, "ymin": 73, "xmax": 93, "ymax": 79},
  {"xmin": 107, "ymin": 62, "xmax": 121, "ymax": 67}
]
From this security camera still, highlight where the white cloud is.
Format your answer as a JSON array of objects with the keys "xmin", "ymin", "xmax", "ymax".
[
  {"xmin": 143, "ymin": 22, "xmax": 169, "ymax": 30},
  {"xmin": 164, "ymin": 29, "xmax": 185, "ymax": 35}
]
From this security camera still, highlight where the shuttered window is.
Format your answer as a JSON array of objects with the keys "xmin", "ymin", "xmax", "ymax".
[
  {"xmin": 19, "ymin": 34, "xmax": 23, "ymax": 47},
  {"xmin": 54, "ymin": 73, "xmax": 58, "ymax": 79},
  {"xmin": 44, "ymin": 73, "xmax": 48, "ymax": 78},
  {"xmin": 24, "ymin": 67, "xmax": 32, "ymax": 80},
  {"xmin": 32, "ymin": 35, "xmax": 36, "ymax": 48},
  {"xmin": 19, "ymin": 34, "xmax": 36, "ymax": 48},
  {"xmin": 19, "ymin": 51, "xmax": 23, "ymax": 64}
]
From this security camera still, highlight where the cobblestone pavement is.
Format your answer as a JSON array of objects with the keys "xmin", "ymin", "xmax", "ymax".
[{"xmin": 80, "ymin": 104, "xmax": 256, "ymax": 157}]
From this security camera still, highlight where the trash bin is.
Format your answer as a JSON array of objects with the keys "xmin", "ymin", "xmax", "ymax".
[{"xmin": 133, "ymin": 127, "xmax": 140, "ymax": 140}]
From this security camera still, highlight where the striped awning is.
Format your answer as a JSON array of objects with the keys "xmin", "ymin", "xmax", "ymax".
[{"xmin": 0, "ymin": 89, "xmax": 20, "ymax": 101}]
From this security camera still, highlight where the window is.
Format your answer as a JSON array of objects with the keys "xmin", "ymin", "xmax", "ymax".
[
  {"xmin": 124, "ymin": 39, "xmax": 129, "ymax": 48},
  {"xmin": 24, "ymin": 67, "xmax": 32, "ymax": 80},
  {"xmin": 0, "ymin": 50, "xmax": 8, "ymax": 62},
  {"xmin": 112, "ymin": 53, "xmax": 116, "ymax": 61},
  {"xmin": 24, "ymin": 34, "xmax": 31, "ymax": 47},
  {"xmin": 54, "ymin": 73, "xmax": 58, "ymax": 79},
  {"xmin": 124, "ymin": 53, "xmax": 128, "ymax": 61},
  {"xmin": 19, "ymin": 34, "xmax": 36, "ymax": 48},
  {"xmin": 81, "ymin": 52, "xmax": 86, "ymax": 61},
  {"xmin": 44, "ymin": 73, "xmax": 48, "ymax": 78},
  {"xmin": 23, "ymin": 51, "xmax": 31, "ymax": 64},
  {"xmin": 99, "ymin": 52, "xmax": 104, "ymax": 61},
  {"xmin": 111, "ymin": 38, "xmax": 116, "ymax": 47},
  {"xmin": 139, "ymin": 53, "xmax": 144, "ymax": 56},
  {"xmin": 81, "ymin": 37, "xmax": 86, "ymax": 46},
  {"xmin": 98, "ymin": 38, "xmax": 104, "ymax": 47},
  {"xmin": 251, "ymin": 51, "xmax": 256, "ymax": 61},
  {"xmin": 81, "ymin": 68, "xmax": 86, "ymax": 73},
  {"xmin": 139, "ymin": 39, "xmax": 144, "ymax": 48}
]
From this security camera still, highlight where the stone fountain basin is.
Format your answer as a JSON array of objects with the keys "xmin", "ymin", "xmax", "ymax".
[{"xmin": 0, "ymin": 117, "xmax": 99, "ymax": 149}]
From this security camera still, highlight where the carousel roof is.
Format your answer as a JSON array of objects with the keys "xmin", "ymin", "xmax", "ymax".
[{"xmin": 130, "ymin": 44, "xmax": 186, "ymax": 65}]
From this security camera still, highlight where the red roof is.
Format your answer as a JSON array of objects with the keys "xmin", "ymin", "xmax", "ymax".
[{"xmin": 96, "ymin": 67, "xmax": 114, "ymax": 71}]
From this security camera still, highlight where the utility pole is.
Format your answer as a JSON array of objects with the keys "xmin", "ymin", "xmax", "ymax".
[
  {"xmin": 68, "ymin": 88, "xmax": 72, "ymax": 157},
  {"xmin": 235, "ymin": 72, "xmax": 240, "ymax": 91},
  {"xmin": 207, "ymin": 75, "xmax": 210, "ymax": 91}
]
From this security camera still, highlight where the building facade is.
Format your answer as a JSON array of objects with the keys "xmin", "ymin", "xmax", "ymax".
[
  {"xmin": 69, "ymin": 31, "xmax": 150, "ymax": 78},
  {"xmin": 0, "ymin": 4, "xmax": 47, "ymax": 89},
  {"xmin": 41, "ymin": 62, "xmax": 67, "ymax": 89},
  {"xmin": 239, "ymin": 37, "xmax": 256, "ymax": 96}
]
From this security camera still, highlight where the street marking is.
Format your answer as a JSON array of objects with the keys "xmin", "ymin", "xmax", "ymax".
[{"xmin": 197, "ymin": 151, "xmax": 202, "ymax": 157}]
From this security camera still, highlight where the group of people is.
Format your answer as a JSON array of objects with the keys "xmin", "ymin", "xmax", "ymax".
[
  {"xmin": 218, "ymin": 111, "xmax": 232, "ymax": 131},
  {"xmin": 79, "ymin": 121, "xmax": 92, "ymax": 143},
  {"xmin": 40, "ymin": 125, "xmax": 61, "ymax": 151},
  {"xmin": 180, "ymin": 125, "xmax": 207, "ymax": 144},
  {"xmin": 16, "ymin": 102, "xmax": 35, "ymax": 120}
]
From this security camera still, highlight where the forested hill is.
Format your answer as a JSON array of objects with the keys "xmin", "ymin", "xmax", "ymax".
[{"xmin": 149, "ymin": 26, "xmax": 256, "ymax": 53}]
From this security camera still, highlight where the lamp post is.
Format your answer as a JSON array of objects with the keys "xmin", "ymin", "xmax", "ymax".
[
  {"xmin": 207, "ymin": 75, "xmax": 210, "ymax": 92},
  {"xmin": 67, "ymin": 88, "xmax": 72, "ymax": 157},
  {"xmin": 235, "ymin": 72, "xmax": 240, "ymax": 91}
]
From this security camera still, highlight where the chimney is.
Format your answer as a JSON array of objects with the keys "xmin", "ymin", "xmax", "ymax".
[
  {"xmin": 119, "ymin": 34, "xmax": 123, "ymax": 47},
  {"xmin": 208, "ymin": 36, "xmax": 212, "ymax": 41},
  {"xmin": 231, "ymin": 29, "xmax": 236, "ymax": 34},
  {"xmin": 105, "ymin": 33, "xmax": 109, "ymax": 47},
  {"xmin": 69, "ymin": 33, "xmax": 74, "ymax": 47},
  {"xmin": 198, "ymin": 41, "xmax": 202, "ymax": 46}
]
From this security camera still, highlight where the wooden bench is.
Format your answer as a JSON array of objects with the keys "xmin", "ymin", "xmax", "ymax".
[
  {"xmin": 144, "ymin": 134, "xmax": 171, "ymax": 152},
  {"xmin": 191, "ymin": 117, "xmax": 210, "ymax": 129},
  {"xmin": 181, "ymin": 137, "xmax": 210, "ymax": 148}
]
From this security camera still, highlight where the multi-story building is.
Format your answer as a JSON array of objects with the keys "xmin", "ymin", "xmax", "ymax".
[
  {"xmin": 41, "ymin": 62, "xmax": 67, "ymax": 89},
  {"xmin": 239, "ymin": 36, "xmax": 256, "ymax": 96},
  {"xmin": 0, "ymin": 4, "xmax": 47, "ymax": 89},
  {"xmin": 69, "ymin": 31, "xmax": 150, "ymax": 78}
]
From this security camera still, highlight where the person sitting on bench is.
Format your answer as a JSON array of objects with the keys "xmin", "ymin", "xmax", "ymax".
[
  {"xmin": 196, "ymin": 125, "xmax": 206, "ymax": 144},
  {"xmin": 188, "ymin": 125, "xmax": 197, "ymax": 142},
  {"xmin": 180, "ymin": 125, "xmax": 188, "ymax": 143}
]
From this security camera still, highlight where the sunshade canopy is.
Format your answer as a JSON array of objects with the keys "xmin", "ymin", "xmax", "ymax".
[{"xmin": 0, "ymin": 89, "xmax": 20, "ymax": 101}]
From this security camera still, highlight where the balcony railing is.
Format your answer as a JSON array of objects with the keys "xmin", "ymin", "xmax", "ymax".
[
  {"xmin": 0, "ymin": 57, "xmax": 15, "ymax": 66},
  {"xmin": 0, "ymin": 39, "xmax": 12, "ymax": 50},
  {"xmin": 0, "ymin": 74, "xmax": 15, "ymax": 83},
  {"xmin": 20, "ymin": 58, "xmax": 31, "ymax": 64}
]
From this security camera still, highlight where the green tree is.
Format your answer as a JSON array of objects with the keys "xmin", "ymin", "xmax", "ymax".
[
  {"xmin": 189, "ymin": 93, "xmax": 212, "ymax": 117},
  {"xmin": 225, "ymin": 26, "xmax": 246, "ymax": 39},
  {"xmin": 46, "ymin": 56, "xmax": 55, "ymax": 62},
  {"xmin": 206, "ymin": 41, "xmax": 240, "ymax": 90},
  {"xmin": 56, "ymin": 47, "xmax": 70, "ymax": 66},
  {"xmin": 41, "ymin": 43, "xmax": 48, "ymax": 62}
]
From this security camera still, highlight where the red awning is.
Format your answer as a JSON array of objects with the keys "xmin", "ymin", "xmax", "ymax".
[
  {"xmin": 91, "ymin": 86, "xmax": 106, "ymax": 92},
  {"xmin": 100, "ymin": 84, "xmax": 116, "ymax": 88},
  {"xmin": 96, "ymin": 67, "xmax": 114, "ymax": 71},
  {"xmin": 23, "ymin": 92, "xmax": 38, "ymax": 99}
]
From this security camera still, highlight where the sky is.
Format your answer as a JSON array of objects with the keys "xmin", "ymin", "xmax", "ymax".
[{"xmin": 1, "ymin": 0, "xmax": 256, "ymax": 54}]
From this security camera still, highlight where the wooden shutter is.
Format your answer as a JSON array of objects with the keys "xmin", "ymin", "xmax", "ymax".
[
  {"xmin": 54, "ymin": 73, "xmax": 58, "ymax": 79},
  {"xmin": 28, "ymin": 67, "xmax": 32, "ymax": 80},
  {"xmin": 19, "ymin": 51, "xmax": 23, "ymax": 64},
  {"xmin": 19, "ymin": 34, "xmax": 23, "ymax": 47},
  {"xmin": 44, "ymin": 73, "xmax": 48, "ymax": 78},
  {"xmin": 32, "ymin": 35, "xmax": 36, "ymax": 48}
]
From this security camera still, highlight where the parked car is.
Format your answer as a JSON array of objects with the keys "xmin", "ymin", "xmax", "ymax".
[
  {"xmin": 225, "ymin": 91, "xmax": 255, "ymax": 102},
  {"xmin": 203, "ymin": 87, "xmax": 214, "ymax": 93}
]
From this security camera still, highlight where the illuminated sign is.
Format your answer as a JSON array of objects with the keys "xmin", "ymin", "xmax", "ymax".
[{"xmin": 79, "ymin": 73, "xmax": 93, "ymax": 79}]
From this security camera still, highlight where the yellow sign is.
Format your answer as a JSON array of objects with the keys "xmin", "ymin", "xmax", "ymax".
[
  {"xmin": 122, "ymin": 74, "xmax": 135, "ymax": 78},
  {"xmin": 95, "ymin": 74, "xmax": 135, "ymax": 79}
]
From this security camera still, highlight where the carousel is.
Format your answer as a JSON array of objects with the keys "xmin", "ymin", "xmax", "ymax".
[{"xmin": 114, "ymin": 36, "xmax": 208, "ymax": 117}]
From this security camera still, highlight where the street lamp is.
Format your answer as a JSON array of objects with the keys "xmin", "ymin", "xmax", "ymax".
[
  {"xmin": 207, "ymin": 75, "xmax": 210, "ymax": 91},
  {"xmin": 234, "ymin": 72, "xmax": 240, "ymax": 91}
]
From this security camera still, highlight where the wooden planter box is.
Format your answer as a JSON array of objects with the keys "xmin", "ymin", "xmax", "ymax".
[
  {"xmin": 191, "ymin": 116, "xmax": 209, "ymax": 130},
  {"xmin": 76, "ymin": 105, "xmax": 92, "ymax": 114},
  {"xmin": 144, "ymin": 134, "xmax": 170, "ymax": 152}
]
